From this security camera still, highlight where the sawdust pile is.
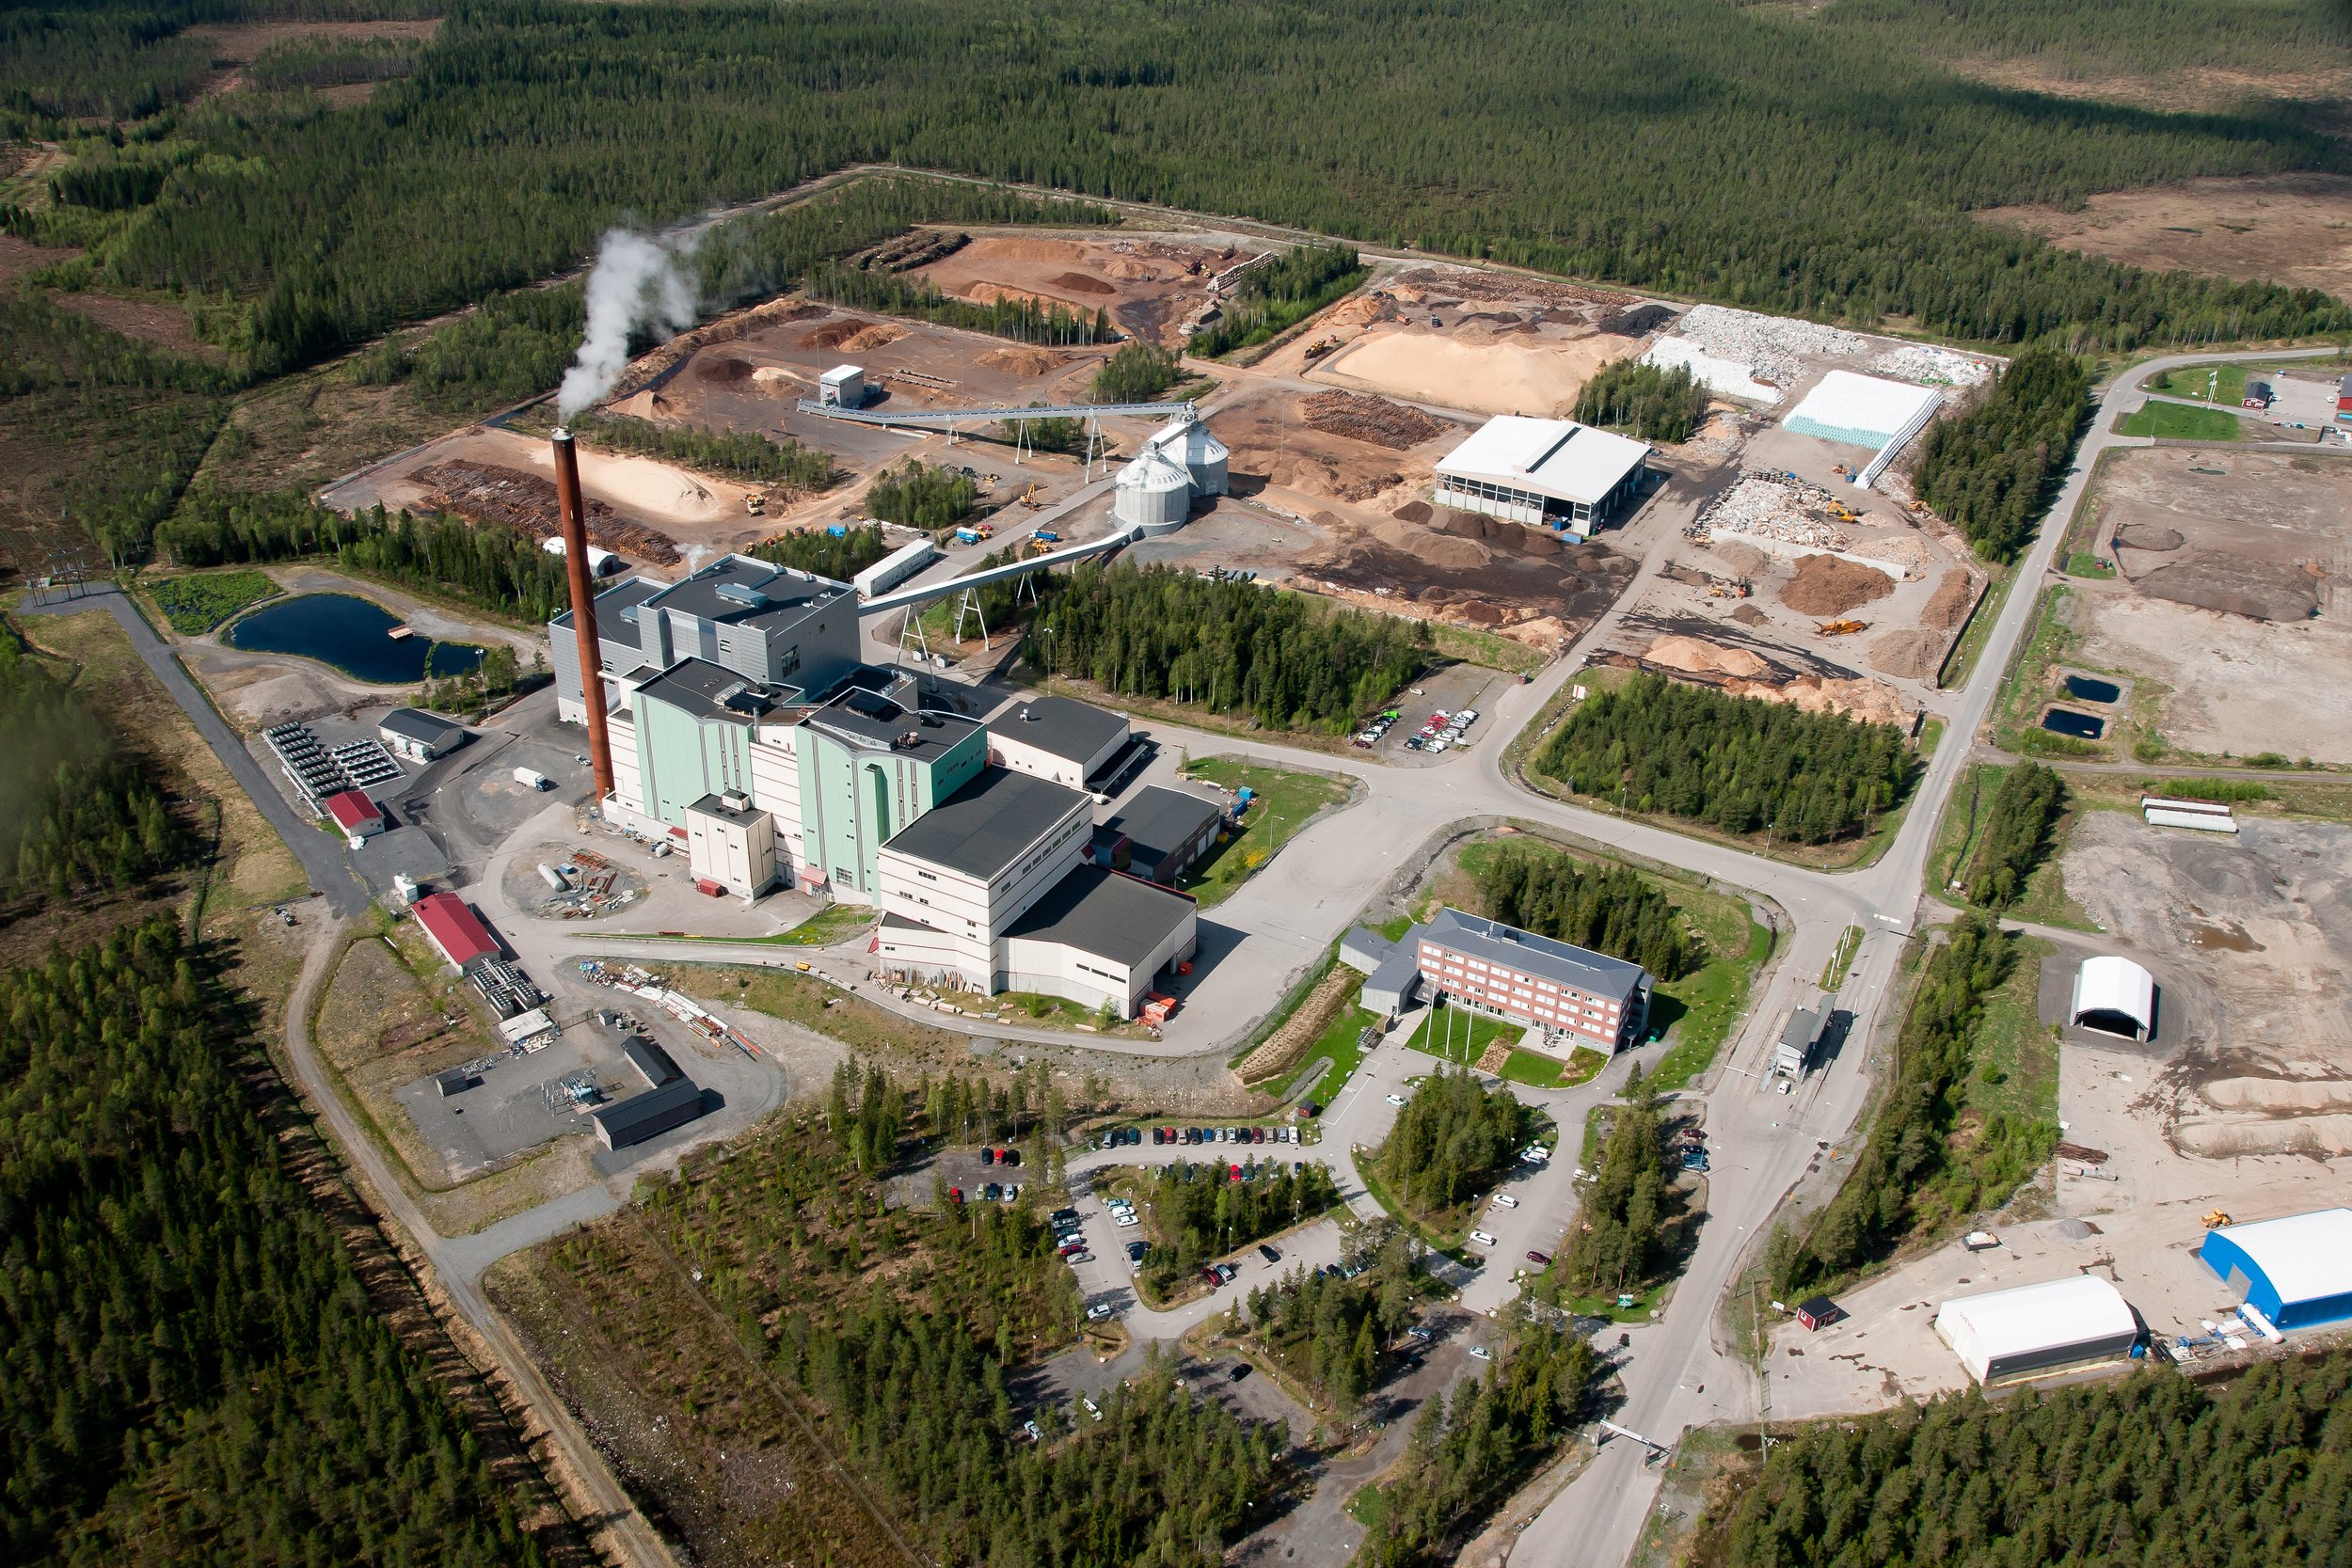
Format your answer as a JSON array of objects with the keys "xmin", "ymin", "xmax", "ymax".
[
  {"xmin": 1726, "ymin": 673, "xmax": 1912, "ymax": 729},
  {"xmin": 840, "ymin": 322, "xmax": 907, "ymax": 353},
  {"xmin": 751, "ymin": 366, "xmax": 799, "ymax": 388},
  {"xmin": 1048, "ymin": 271, "xmax": 1116, "ymax": 295},
  {"xmin": 1391, "ymin": 499, "xmax": 1434, "ymax": 524},
  {"xmin": 1643, "ymin": 636, "xmax": 1769, "ymax": 678},
  {"xmin": 1375, "ymin": 515, "xmax": 1492, "ymax": 570},
  {"xmin": 1780, "ymin": 553, "xmax": 1897, "ymax": 617},
  {"xmin": 697, "ymin": 356, "xmax": 754, "ymax": 383},
  {"xmin": 1300, "ymin": 390, "xmax": 1447, "ymax": 451},
  {"xmin": 1710, "ymin": 540, "xmax": 1770, "ymax": 578},
  {"xmin": 416, "ymin": 461, "xmax": 680, "ymax": 565},
  {"xmin": 1436, "ymin": 508, "xmax": 1563, "ymax": 556},
  {"xmin": 1263, "ymin": 452, "xmax": 1404, "ymax": 503},
  {"xmin": 1867, "ymin": 627, "xmax": 1943, "ymax": 681},
  {"xmin": 607, "ymin": 299, "xmax": 820, "ymax": 403},
  {"xmin": 978, "ymin": 346, "xmax": 1066, "ymax": 376},
  {"xmin": 1729, "ymin": 603, "xmax": 1769, "ymax": 626},
  {"xmin": 1922, "ymin": 568, "xmax": 1977, "ymax": 631},
  {"xmin": 2115, "ymin": 523, "xmax": 2184, "ymax": 551}
]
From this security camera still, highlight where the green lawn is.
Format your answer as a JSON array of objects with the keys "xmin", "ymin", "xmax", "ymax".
[
  {"xmin": 1926, "ymin": 762, "xmax": 2094, "ymax": 929},
  {"xmin": 1406, "ymin": 1006, "xmax": 1524, "ymax": 1066},
  {"xmin": 2143, "ymin": 364, "xmax": 2247, "ymax": 406},
  {"xmin": 2115, "ymin": 401, "xmax": 2242, "ymax": 440},
  {"xmin": 1819, "ymin": 925, "xmax": 1864, "ymax": 992},
  {"xmin": 2061, "ymin": 551, "xmax": 2116, "ymax": 578},
  {"xmin": 148, "ymin": 569, "xmax": 279, "ymax": 634},
  {"xmin": 1502, "ymin": 1046, "xmax": 1607, "ymax": 1089},
  {"xmin": 1917, "ymin": 717, "xmax": 1945, "ymax": 757},
  {"xmin": 1295, "ymin": 1000, "xmax": 1383, "ymax": 1102},
  {"xmin": 1645, "ymin": 908, "xmax": 1772, "ymax": 1093},
  {"xmin": 1177, "ymin": 759, "xmax": 1352, "ymax": 907},
  {"xmin": 1968, "ymin": 934, "xmax": 2058, "ymax": 1126}
]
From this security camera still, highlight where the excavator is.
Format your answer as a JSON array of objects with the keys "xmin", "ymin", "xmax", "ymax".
[
  {"xmin": 1816, "ymin": 619, "xmax": 1867, "ymax": 637},
  {"xmin": 2205, "ymin": 1210, "xmax": 2233, "ymax": 1229}
]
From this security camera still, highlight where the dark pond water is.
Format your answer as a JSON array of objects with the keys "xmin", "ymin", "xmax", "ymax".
[
  {"xmin": 227, "ymin": 594, "xmax": 484, "ymax": 684},
  {"xmin": 2064, "ymin": 673, "xmax": 2122, "ymax": 705},
  {"xmin": 2042, "ymin": 707, "xmax": 2106, "ymax": 740}
]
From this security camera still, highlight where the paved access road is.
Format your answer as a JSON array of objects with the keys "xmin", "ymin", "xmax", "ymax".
[{"xmin": 19, "ymin": 585, "xmax": 373, "ymax": 916}]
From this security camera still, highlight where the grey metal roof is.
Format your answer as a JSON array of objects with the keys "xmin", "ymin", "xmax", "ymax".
[
  {"xmin": 551, "ymin": 574, "xmax": 662, "ymax": 633},
  {"xmin": 1104, "ymin": 785, "xmax": 1222, "ymax": 865},
  {"xmin": 590, "ymin": 1078, "xmax": 706, "ymax": 1142},
  {"xmin": 805, "ymin": 688, "xmax": 982, "ymax": 758},
  {"xmin": 1419, "ymin": 906, "xmax": 1648, "ymax": 1002},
  {"xmin": 1004, "ymin": 864, "xmax": 1193, "ymax": 967},
  {"xmin": 880, "ymin": 767, "xmax": 1088, "ymax": 881},
  {"xmin": 641, "ymin": 553, "xmax": 849, "ymax": 631},
  {"xmin": 378, "ymin": 706, "xmax": 468, "ymax": 743},
  {"xmin": 1778, "ymin": 1006, "xmax": 1824, "ymax": 1051},
  {"xmin": 988, "ymin": 694, "xmax": 1128, "ymax": 767},
  {"xmin": 633, "ymin": 657, "xmax": 803, "ymax": 723}
]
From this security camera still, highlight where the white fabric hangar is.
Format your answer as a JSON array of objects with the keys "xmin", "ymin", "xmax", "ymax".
[
  {"xmin": 2070, "ymin": 955, "xmax": 2155, "ymax": 1041},
  {"xmin": 1934, "ymin": 1275, "xmax": 2138, "ymax": 1385}
]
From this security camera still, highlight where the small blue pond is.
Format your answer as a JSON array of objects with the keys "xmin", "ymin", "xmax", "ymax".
[
  {"xmin": 2064, "ymin": 674, "xmax": 2122, "ymax": 705},
  {"xmin": 227, "ymin": 594, "xmax": 484, "ymax": 685},
  {"xmin": 2042, "ymin": 707, "xmax": 2106, "ymax": 740}
]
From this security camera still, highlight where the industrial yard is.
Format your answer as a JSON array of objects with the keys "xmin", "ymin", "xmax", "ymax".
[
  {"xmin": 904, "ymin": 230, "xmax": 1248, "ymax": 345},
  {"xmin": 2062, "ymin": 448, "xmax": 2352, "ymax": 764}
]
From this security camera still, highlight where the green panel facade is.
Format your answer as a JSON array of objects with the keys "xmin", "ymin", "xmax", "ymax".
[{"xmin": 798, "ymin": 722, "xmax": 985, "ymax": 895}]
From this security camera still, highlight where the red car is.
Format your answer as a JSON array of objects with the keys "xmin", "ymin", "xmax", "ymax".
[{"xmin": 1526, "ymin": 1250, "xmax": 1551, "ymax": 1267}]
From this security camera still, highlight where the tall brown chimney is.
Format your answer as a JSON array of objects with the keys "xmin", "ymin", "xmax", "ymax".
[{"xmin": 552, "ymin": 428, "xmax": 616, "ymax": 802}]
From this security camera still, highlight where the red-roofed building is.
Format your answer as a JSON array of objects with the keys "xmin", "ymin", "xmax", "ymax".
[
  {"xmin": 323, "ymin": 789, "xmax": 386, "ymax": 844},
  {"xmin": 413, "ymin": 891, "xmax": 500, "ymax": 973}
]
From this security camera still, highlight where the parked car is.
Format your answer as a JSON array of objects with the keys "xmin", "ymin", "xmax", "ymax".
[
  {"xmin": 1491, "ymin": 1193, "xmax": 1519, "ymax": 1209},
  {"xmin": 1526, "ymin": 1250, "xmax": 1551, "ymax": 1266},
  {"xmin": 979, "ymin": 1147, "xmax": 996, "ymax": 1166},
  {"xmin": 1227, "ymin": 1362, "xmax": 1251, "ymax": 1382},
  {"xmin": 1216, "ymin": 1263, "xmax": 1237, "ymax": 1283},
  {"xmin": 1152, "ymin": 1127, "xmax": 1166, "ymax": 1146},
  {"xmin": 1259, "ymin": 1243, "xmax": 1281, "ymax": 1264},
  {"xmin": 1000, "ymin": 1148, "xmax": 1021, "ymax": 1165},
  {"xmin": 1059, "ymin": 1240, "xmax": 1088, "ymax": 1258},
  {"xmin": 1469, "ymin": 1345, "xmax": 1493, "ymax": 1361},
  {"xmin": 1469, "ymin": 1229, "xmax": 1498, "ymax": 1246},
  {"xmin": 1386, "ymin": 1093, "xmax": 1407, "ymax": 1107},
  {"xmin": 1407, "ymin": 1325, "xmax": 1434, "ymax": 1342},
  {"xmin": 1086, "ymin": 1303, "xmax": 1115, "ymax": 1321},
  {"xmin": 1116, "ymin": 1213, "xmax": 1140, "ymax": 1228},
  {"xmin": 1125, "ymin": 1240, "xmax": 1149, "ymax": 1262},
  {"xmin": 1002, "ymin": 1183, "xmax": 1021, "ymax": 1201},
  {"xmin": 1066, "ymin": 1250, "xmax": 1092, "ymax": 1265}
]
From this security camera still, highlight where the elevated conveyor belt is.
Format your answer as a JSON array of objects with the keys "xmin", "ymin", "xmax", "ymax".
[
  {"xmin": 856, "ymin": 479, "xmax": 1129, "ymax": 610},
  {"xmin": 796, "ymin": 397, "xmax": 1196, "ymax": 429}
]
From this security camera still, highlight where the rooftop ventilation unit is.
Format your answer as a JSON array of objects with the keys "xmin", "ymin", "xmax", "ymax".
[{"xmin": 716, "ymin": 583, "xmax": 771, "ymax": 610}]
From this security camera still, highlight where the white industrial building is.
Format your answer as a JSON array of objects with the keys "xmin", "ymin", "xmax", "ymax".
[
  {"xmin": 1933, "ymin": 1275, "xmax": 2140, "ymax": 1386},
  {"xmin": 988, "ymin": 695, "xmax": 1132, "ymax": 792},
  {"xmin": 1432, "ymin": 415, "xmax": 1651, "ymax": 538},
  {"xmin": 818, "ymin": 365, "xmax": 865, "ymax": 407},
  {"xmin": 2070, "ymin": 956, "xmax": 2156, "ymax": 1041},
  {"xmin": 377, "ymin": 706, "xmax": 469, "ymax": 763},
  {"xmin": 852, "ymin": 538, "xmax": 938, "ymax": 599},
  {"xmin": 1113, "ymin": 411, "xmax": 1228, "ymax": 533},
  {"xmin": 873, "ymin": 768, "xmax": 1197, "ymax": 1015}
]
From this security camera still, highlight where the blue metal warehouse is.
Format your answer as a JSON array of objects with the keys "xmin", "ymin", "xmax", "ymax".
[{"xmin": 2200, "ymin": 1209, "xmax": 2352, "ymax": 1330}]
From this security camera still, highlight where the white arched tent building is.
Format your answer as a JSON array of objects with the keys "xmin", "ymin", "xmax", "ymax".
[
  {"xmin": 1934, "ymin": 1275, "xmax": 2140, "ymax": 1386},
  {"xmin": 2071, "ymin": 956, "xmax": 2156, "ymax": 1041}
]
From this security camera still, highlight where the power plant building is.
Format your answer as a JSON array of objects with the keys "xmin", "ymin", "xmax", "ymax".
[{"xmin": 1433, "ymin": 416, "xmax": 1651, "ymax": 538}]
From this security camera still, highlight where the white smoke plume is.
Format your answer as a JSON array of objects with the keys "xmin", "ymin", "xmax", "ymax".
[{"xmin": 557, "ymin": 227, "xmax": 701, "ymax": 420}]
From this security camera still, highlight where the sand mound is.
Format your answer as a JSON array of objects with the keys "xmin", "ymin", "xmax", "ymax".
[
  {"xmin": 1101, "ymin": 257, "xmax": 1161, "ymax": 282},
  {"xmin": 1319, "ymin": 330, "xmax": 1634, "ymax": 418},
  {"xmin": 1922, "ymin": 567, "xmax": 1977, "ymax": 631},
  {"xmin": 1780, "ymin": 553, "xmax": 1898, "ymax": 617},
  {"xmin": 1644, "ymin": 636, "xmax": 1769, "ymax": 678},
  {"xmin": 1048, "ymin": 270, "xmax": 1116, "ymax": 295},
  {"xmin": 1300, "ymin": 390, "xmax": 1446, "ymax": 451},
  {"xmin": 1726, "ymin": 673, "xmax": 1911, "ymax": 729},
  {"xmin": 1391, "ymin": 499, "xmax": 1434, "ymax": 524},
  {"xmin": 1730, "ymin": 603, "xmax": 1768, "ymax": 627},
  {"xmin": 1458, "ymin": 601, "xmax": 1507, "ymax": 626},
  {"xmin": 840, "ymin": 323, "xmax": 906, "ymax": 353},
  {"xmin": 698, "ymin": 356, "xmax": 754, "ymax": 382},
  {"xmin": 2115, "ymin": 523, "xmax": 2184, "ymax": 552},
  {"xmin": 1710, "ymin": 541, "xmax": 1770, "ymax": 578},
  {"xmin": 1867, "ymin": 626, "xmax": 1943, "ymax": 681},
  {"xmin": 978, "ymin": 345, "xmax": 1065, "ymax": 376}
]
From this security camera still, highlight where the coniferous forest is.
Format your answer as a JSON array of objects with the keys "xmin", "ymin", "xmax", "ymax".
[
  {"xmin": 1027, "ymin": 562, "xmax": 1433, "ymax": 733},
  {"xmin": 1711, "ymin": 1353, "xmax": 2352, "ymax": 1568},
  {"xmin": 1477, "ymin": 846, "xmax": 1698, "ymax": 980},
  {"xmin": 1538, "ymin": 673, "xmax": 1916, "ymax": 845}
]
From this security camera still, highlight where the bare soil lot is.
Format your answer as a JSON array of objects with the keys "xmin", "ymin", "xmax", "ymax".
[
  {"xmin": 1980, "ymin": 173, "xmax": 2352, "ymax": 304},
  {"xmin": 1265, "ymin": 264, "xmax": 1647, "ymax": 418},
  {"xmin": 2072, "ymin": 447, "xmax": 2352, "ymax": 762},
  {"xmin": 2061, "ymin": 812, "xmax": 2352, "ymax": 1160},
  {"xmin": 909, "ymin": 230, "xmax": 1237, "ymax": 346}
]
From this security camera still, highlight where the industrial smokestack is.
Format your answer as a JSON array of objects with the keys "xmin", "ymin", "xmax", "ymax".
[{"xmin": 552, "ymin": 428, "xmax": 616, "ymax": 802}]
